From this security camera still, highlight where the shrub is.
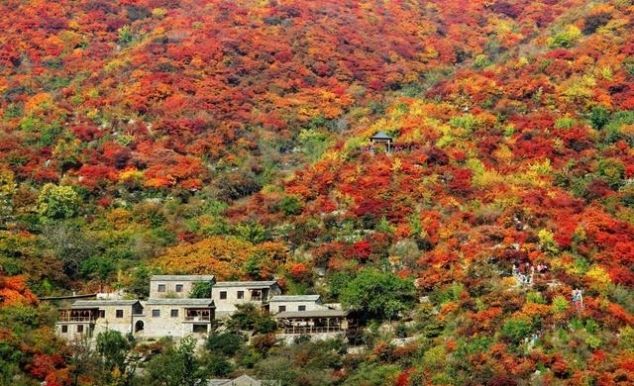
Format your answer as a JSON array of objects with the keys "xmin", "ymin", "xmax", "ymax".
[{"xmin": 206, "ymin": 332, "xmax": 243, "ymax": 356}]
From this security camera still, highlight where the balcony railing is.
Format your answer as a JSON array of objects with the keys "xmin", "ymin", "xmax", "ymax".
[
  {"xmin": 58, "ymin": 316, "xmax": 97, "ymax": 323},
  {"xmin": 281, "ymin": 326, "xmax": 345, "ymax": 335},
  {"xmin": 184, "ymin": 315, "xmax": 212, "ymax": 321}
]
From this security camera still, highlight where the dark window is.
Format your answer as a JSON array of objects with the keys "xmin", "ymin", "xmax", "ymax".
[
  {"xmin": 61, "ymin": 325, "xmax": 68, "ymax": 333},
  {"xmin": 175, "ymin": 284, "xmax": 183, "ymax": 293},
  {"xmin": 298, "ymin": 305, "xmax": 306, "ymax": 311},
  {"xmin": 116, "ymin": 309, "xmax": 124, "ymax": 318},
  {"xmin": 99, "ymin": 310, "xmax": 105, "ymax": 318},
  {"xmin": 77, "ymin": 325, "xmax": 84, "ymax": 333},
  {"xmin": 237, "ymin": 291, "xmax": 244, "ymax": 299},
  {"xmin": 193, "ymin": 324, "xmax": 208, "ymax": 333},
  {"xmin": 278, "ymin": 305, "xmax": 286, "ymax": 312},
  {"xmin": 152, "ymin": 309, "xmax": 160, "ymax": 317},
  {"xmin": 171, "ymin": 309, "xmax": 179, "ymax": 317},
  {"xmin": 158, "ymin": 284, "xmax": 166, "ymax": 292},
  {"xmin": 219, "ymin": 291, "xmax": 227, "ymax": 300}
]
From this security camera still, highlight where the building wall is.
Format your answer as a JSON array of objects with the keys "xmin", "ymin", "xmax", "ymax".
[
  {"xmin": 93, "ymin": 305, "xmax": 136, "ymax": 337},
  {"xmin": 269, "ymin": 300, "xmax": 324, "ymax": 314},
  {"xmin": 213, "ymin": 286, "xmax": 279, "ymax": 318},
  {"xmin": 56, "ymin": 322, "xmax": 94, "ymax": 341},
  {"xmin": 149, "ymin": 280, "xmax": 202, "ymax": 299},
  {"xmin": 141, "ymin": 305, "xmax": 212, "ymax": 339}
]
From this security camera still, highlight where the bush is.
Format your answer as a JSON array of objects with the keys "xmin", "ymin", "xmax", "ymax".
[
  {"xmin": 501, "ymin": 317, "xmax": 532, "ymax": 344},
  {"xmin": 206, "ymin": 332, "xmax": 243, "ymax": 356}
]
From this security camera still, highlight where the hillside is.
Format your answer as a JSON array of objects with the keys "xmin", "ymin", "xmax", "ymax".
[{"xmin": 0, "ymin": 0, "xmax": 633, "ymax": 385}]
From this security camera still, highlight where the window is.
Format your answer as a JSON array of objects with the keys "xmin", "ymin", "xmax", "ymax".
[
  {"xmin": 219, "ymin": 291, "xmax": 227, "ymax": 300},
  {"xmin": 61, "ymin": 325, "xmax": 68, "ymax": 333},
  {"xmin": 175, "ymin": 284, "xmax": 183, "ymax": 293},
  {"xmin": 193, "ymin": 324, "xmax": 208, "ymax": 333},
  {"xmin": 152, "ymin": 309, "xmax": 160, "ymax": 317},
  {"xmin": 278, "ymin": 305, "xmax": 286, "ymax": 312},
  {"xmin": 77, "ymin": 325, "xmax": 84, "ymax": 333},
  {"xmin": 298, "ymin": 305, "xmax": 306, "ymax": 311},
  {"xmin": 158, "ymin": 284, "xmax": 166, "ymax": 292},
  {"xmin": 237, "ymin": 291, "xmax": 244, "ymax": 299},
  {"xmin": 171, "ymin": 309, "xmax": 179, "ymax": 317},
  {"xmin": 99, "ymin": 310, "xmax": 105, "ymax": 318},
  {"xmin": 116, "ymin": 309, "xmax": 124, "ymax": 318}
]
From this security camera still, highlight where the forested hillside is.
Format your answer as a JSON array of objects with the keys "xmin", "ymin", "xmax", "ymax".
[{"xmin": 1, "ymin": 0, "xmax": 633, "ymax": 385}]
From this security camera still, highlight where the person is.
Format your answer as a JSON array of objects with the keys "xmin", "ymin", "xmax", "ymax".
[{"xmin": 572, "ymin": 288, "xmax": 584, "ymax": 311}]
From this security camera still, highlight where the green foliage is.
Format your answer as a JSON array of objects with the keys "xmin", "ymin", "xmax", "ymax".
[
  {"xmin": 189, "ymin": 281, "xmax": 213, "ymax": 298},
  {"xmin": 552, "ymin": 295, "xmax": 570, "ymax": 314},
  {"xmin": 143, "ymin": 337, "xmax": 203, "ymax": 386},
  {"xmin": 206, "ymin": 332, "xmax": 244, "ymax": 356},
  {"xmin": 226, "ymin": 304, "xmax": 277, "ymax": 333},
  {"xmin": 96, "ymin": 330, "xmax": 136, "ymax": 385},
  {"xmin": 589, "ymin": 106, "xmax": 610, "ymax": 130},
  {"xmin": 597, "ymin": 158, "xmax": 624, "ymax": 189},
  {"xmin": 501, "ymin": 317, "xmax": 532, "ymax": 344},
  {"xmin": 548, "ymin": 25, "xmax": 581, "ymax": 48},
  {"xmin": 299, "ymin": 128, "xmax": 330, "ymax": 162},
  {"xmin": 340, "ymin": 268, "xmax": 416, "ymax": 320},
  {"xmin": 276, "ymin": 195, "xmax": 303, "ymax": 216},
  {"xmin": 37, "ymin": 183, "xmax": 81, "ymax": 219}
]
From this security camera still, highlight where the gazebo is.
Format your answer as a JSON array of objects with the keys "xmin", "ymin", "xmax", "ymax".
[{"xmin": 370, "ymin": 131, "xmax": 393, "ymax": 152}]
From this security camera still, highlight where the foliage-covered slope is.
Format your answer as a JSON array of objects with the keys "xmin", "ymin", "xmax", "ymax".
[{"xmin": 0, "ymin": 0, "xmax": 633, "ymax": 385}]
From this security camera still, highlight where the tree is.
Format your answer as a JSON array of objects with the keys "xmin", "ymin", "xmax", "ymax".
[
  {"xmin": 189, "ymin": 281, "xmax": 213, "ymax": 298},
  {"xmin": 37, "ymin": 183, "xmax": 80, "ymax": 219},
  {"xmin": 143, "ymin": 337, "xmax": 203, "ymax": 386},
  {"xmin": 0, "ymin": 169, "xmax": 16, "ymax": 229},
  {"xmin": 95, "ymin": 330, "xmax": 137, "ymax": 386},
  {"xmin": 340, "ymin": 269, "xmax": 416, "ymax": 320}
]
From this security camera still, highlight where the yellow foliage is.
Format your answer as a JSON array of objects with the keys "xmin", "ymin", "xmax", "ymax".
[
  {"xmin": 155, "ymin": 237, "xmax": 287, "ymax": 279},
  {"xmin": 586, "ymin": 265, "xmax": 611, "ymax": 293}
]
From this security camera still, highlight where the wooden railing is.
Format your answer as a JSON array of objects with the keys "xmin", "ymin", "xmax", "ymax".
[
  {"xmin": 58, "ymin": 316, "xmax": 97, "ymax": 322},
  {"xmin": 281, "ymin": 326, "xmax": 345, "ymax": 335},
  {"xmin": 184, "ymin": 315, "xmax": 212, "ymax": 321}
]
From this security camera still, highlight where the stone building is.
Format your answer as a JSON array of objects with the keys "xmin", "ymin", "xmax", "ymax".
[
  {"xmin": 212, "ymin": 280, "xmax": 281, "ymax": 318},
  {"xmin": 140, "ymin": 298, "xmax": 215, "ymax": 338},
  {"xmin": 149, "ymin": 274, "xmax": 216, "ymax": 299},
  {"xmin": 56, "ymin": 275, "xmax": 352, "ymax": 343},
  {"xmin": 269, "ymin": 294, "xmax": 323, "ymax": 314},
  {"xmin": 56, "ymin": 300, "xmax": 143, "ymax": 340}
]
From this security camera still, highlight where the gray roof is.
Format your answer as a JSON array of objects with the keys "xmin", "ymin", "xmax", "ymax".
[
  {"xmin": 207, "ymin": 375, "xmax": 279, "ymax": 386},
  {"xmin": 72, "ymin": 300, "xmax": 140, "ymax": 309},
  {"xmin": 144, "ymin": 298, "xmax": 215, "ymax": 307},
  {"xmin": 270, "ymin": 295, "xmax": 320, "ymax": 302},
  {"xmin": 213, "ymin": 281, "xmax": 278, "ymax": 289},
  {"xmin": 274, "ymin": 309, "xmax": 348, "ymax": 318},
  {"xmin": 371, "ymin": 131, "xmax": 393, "ymax": 140},
  {"xmin": 151, "ymin": 275, "xmax": 215, "ymax": 282}
]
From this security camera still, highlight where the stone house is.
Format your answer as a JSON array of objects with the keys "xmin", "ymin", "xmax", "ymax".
[
  {"xmin": 140, "ymin": 298, "xmax": 215, "ymax": 338},
  {"xmin": 149, "ymin": 275, "xmax": 216, "ymax": 299},
  {"xmin": 269, "ymin": 294, "xmax": 323, "ymax": 314},
  {"xmin": 212, "ymin": 281, "xmax": 281, "ymax": 319},
  {"xmin": 56, "ymin": 300, "xmax": 143, "ymax": 340}
]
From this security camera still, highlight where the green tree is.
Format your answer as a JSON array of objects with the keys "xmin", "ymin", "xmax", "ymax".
[
  {"xmin": 37, "ymin": 183, "xmax": 81, "ymax": 219},
  {"xmin": 0, "ymin": 169, "xmax": 16, "ymax": 229},
  {"xmin": 189, "ymin": 281, "xmax": 213, "ymax": 298},
  {"xmin": 144, "ymin": 337, "xmax": 202, "ymax": 386},
  {"xmin": 340, "ymin": 269, "xmax": 416, "ymax": 320},
  {"xmin": 206, "ymin": 331, "xmax": 244, "ymax": 356},
  {"xmin": 95, "ymin": 330, "xmax": 137, "ymax": 386}
]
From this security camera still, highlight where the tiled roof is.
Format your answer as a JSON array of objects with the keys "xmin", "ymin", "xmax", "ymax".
[
  {"xmin": 270, "ymin": 295, "xmax": 320, "ymax": 302},
  {"xmin": 151, "ymin": 275, "xmax": 215, "ymax": 281},
  {"xmin": 274, "ymin": 309, "xmax": 348, "ymax": 318},
  {"xmin": 144, "ymin": 298, "xmax": 215, "ymax": 306},
  {"xmin": 371, "ymin": 131, "xmax": 393, "ymax": 140},
  {"xmin": 72, "ymin": 300, "xmax": 140, "ymax": 308},
  {"xmin": 213, "ymin": 281, "xmax": 278, "ymax": 288}
]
